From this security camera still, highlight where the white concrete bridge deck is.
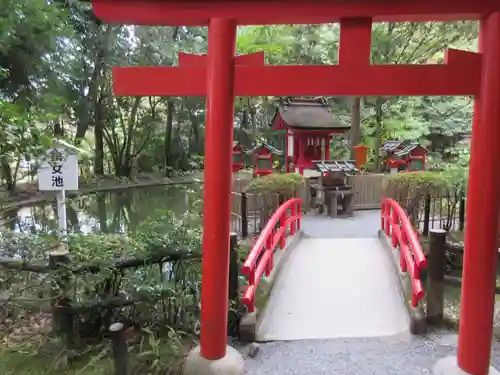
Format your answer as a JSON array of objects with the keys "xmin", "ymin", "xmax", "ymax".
[{"xmin": 257, "ymin": 236, "xmax": 409, "ymax": 341}]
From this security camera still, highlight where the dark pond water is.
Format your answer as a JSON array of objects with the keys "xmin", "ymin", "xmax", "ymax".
[{"xmin": 1, "ymin": 184, "xmax": 202, "ymax": 234}]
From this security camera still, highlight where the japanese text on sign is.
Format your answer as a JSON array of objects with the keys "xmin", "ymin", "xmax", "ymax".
[
  {"xmin": 37, "ymin": 148, "xmax": 79, "ymax": 191},
  {"xmin": 50, "ymin": 149, "xmax": 65, "ymax": 188}
]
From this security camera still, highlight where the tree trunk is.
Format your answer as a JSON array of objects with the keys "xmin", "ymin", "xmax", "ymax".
[
  {"xmin": 1, "ymin": 159, "xmax": 15, "ymax": 194},
  {"xmin": 349, "ymin": 97, "xmax": 361, "ymax": 160},
  {"xmin": 75, "ymin": 25, "xmax": 112, "ymax": 142},
  {"xmin": 373, "ymin": 97, "xmax": 384, "ymax": 172},
  {"xmin": 94, "ymin": 103, "xmax": 105, "ymax": 175},
  {"xmin": 164, "ymin": 99, "xmax": 174, "ymax": 176}
]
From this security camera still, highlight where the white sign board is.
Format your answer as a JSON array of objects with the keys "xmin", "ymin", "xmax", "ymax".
[{"xmin": 37, "ymin": 148, "xmax": 79, "ymax": 191}]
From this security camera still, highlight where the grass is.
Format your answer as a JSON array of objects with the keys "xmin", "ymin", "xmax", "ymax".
[
  {"xmin": 0, "ymin": 349, "xmax": 113, "ymax": 375},
  {"xmin": 0, "ymin": 330, "xmax": 193, "ymax": 375}
]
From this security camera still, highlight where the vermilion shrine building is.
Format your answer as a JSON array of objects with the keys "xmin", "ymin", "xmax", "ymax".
[
  {"xmin": 382, "ymin": 140, "xmax": 428, "ymax": 172},
  {"xmin": 245, "ymin": 143, "xmax": 282, "ymax": 177},
  {"xmin": 232, "ymin": 141, "xmax": 244, "ymax": 173},
  {"xmin": 92, "ymin": 1, "xmax": 500, "ymax": 375},
  {"xmin": 271, "ymin": 97, "xmax": 350, "ymax": 176}
]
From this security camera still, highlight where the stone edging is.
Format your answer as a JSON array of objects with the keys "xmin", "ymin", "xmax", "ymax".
[
  {"xmin": 239, "ymin": 230, "xmax": 304, "ymax": 343},
  {"xmin": 377, "ymin": 230, "xmax": 427, "ymax": 334},
  {"xmin": 1, "ymin": 175, "xmax": 203, "ymax": 212}
]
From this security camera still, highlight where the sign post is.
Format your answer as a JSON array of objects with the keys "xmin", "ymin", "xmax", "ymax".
[{"xmin": 37, "ymin": 145, "xmax": 79, "ymax": 237}]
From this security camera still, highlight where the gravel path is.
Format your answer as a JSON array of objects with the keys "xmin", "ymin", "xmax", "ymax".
[
  {"xmin": 244, "ymin": 333, "xmax": 500, "ymax": 375},
  {"xmin": 246, "ymin": 210, "xmax": 500, "ymax": 374}
]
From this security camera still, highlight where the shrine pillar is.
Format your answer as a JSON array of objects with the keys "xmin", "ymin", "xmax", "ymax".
[
  {"xmin": 183, "ymin": 19, "xmax": 244, "ymax": 375},
  {"xmin": 435, "ymin": 13, "xmax": 500, "ymax": 375}
]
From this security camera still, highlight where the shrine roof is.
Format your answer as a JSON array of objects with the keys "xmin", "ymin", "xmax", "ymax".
[
  {"xmin": 274, "ymin": 97, "xmax": 349, "ymax": 131},
  {"xmin": 381, "ymin": 140, "xmax": 404, "ymax": 152},
  {"xmin": 395, "ymin": 143, "xmax": 428, "ymax": 156},
  {"xmin": 246, "ymin": 143, "xmax": 283, "ymax": 155},
  {"xmin": 312, "ymin": 160, "xmax": 358, "ymax": 174}
]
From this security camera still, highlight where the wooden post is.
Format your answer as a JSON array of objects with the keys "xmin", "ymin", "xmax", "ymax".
[
  {"xmin": 423, "ymin": 194, "xmax": 431, "ymax": 236},
  {"xmin": 228, "ymin": 233, "xmax": 240, "ymax": 337},
  {"xmin": 109, "ymin": 323, "xmax": 131, "ymax": 375},
  {"xmin": 426, "ymin": 228, "xmax": 447, "ymax": 325},
  {"xmin": 228, "ymin": 233, "xmax": 239, "ymax": 302},
  {"xmin": 49, "ymin": 248, "xmax": 75, "ymax": 347},
  {"xmin": 241, "ymin": 193, "xmax": 248, "ymax": 238},
  {"xmin": 458, "ymin": 195, "xmax": 465, "ymax": 232}
]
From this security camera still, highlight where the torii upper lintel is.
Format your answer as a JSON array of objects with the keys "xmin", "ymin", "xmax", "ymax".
[{"xmin": 92, "ymin": 0, "xmax": 498, "ymax": 26}]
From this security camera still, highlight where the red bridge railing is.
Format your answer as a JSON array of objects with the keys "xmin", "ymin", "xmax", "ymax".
[
  {"xmin": 241, "ymin": 198, "xmax": 302, "ymax": 312},
  {"xmin": 381, "ymin": 198, "xmax": 427, "ymax": 307}
]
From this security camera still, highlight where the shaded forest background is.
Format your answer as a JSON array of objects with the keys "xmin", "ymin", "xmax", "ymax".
[{"xmin": 0, "ymin": 0, "xmax": 477, "ymax": 193}]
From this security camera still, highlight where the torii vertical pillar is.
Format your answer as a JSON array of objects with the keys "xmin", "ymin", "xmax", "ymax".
[
  {"xmin": 457, "ymin": 12, "xmax": 500, "ymax": 375},
  {"xmin": 436, "ymin": 12, "xmax": 500, "ymax": 375},
  {"xmin": 185, "ymin": 18, "xmax": 244, "ymax": 375},
  {"xmin": 200, "ymin": 17, "xmax": 237, "ymax": 359}
]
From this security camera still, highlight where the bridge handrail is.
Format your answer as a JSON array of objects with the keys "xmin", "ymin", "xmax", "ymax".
[
  {"xmin": 381, "ymin": 198, "xmax": 427, "ymax": 307},
  {"xmin": 241, "ymin": 197, "xmax": 302, "ymax": 312}
]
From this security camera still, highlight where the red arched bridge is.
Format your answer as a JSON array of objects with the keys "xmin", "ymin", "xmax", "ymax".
[{"xmin": 239, "ymin": 198, "xmax": 427, "ymax": 342}]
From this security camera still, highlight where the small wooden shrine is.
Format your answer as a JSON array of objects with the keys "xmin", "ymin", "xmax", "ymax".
[
  {"xmin": 381, "ymin": 140, "xmax": 427, "ymax": 172},
  {"xmin": 310, "ymin": 160, "xmax": 358, "ymax": 218},
  {"xmin": 246, "ymin": 142, "xmax": 282, "ymax": 177},
  {"xmin": 271, "ymin": 97, "xmax": 350, "ymax": 177},
  {"xmin": 232, "ymin": 141, "xmax": 245, "ymax": 173}
]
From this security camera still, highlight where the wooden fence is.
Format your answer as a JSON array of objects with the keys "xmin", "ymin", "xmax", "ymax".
[
  {"xmin": 347, "ymin": 174, "xmax": 385, "ymax": 210},
  {"xmin": 393, "ymin": 192, "xmax": 466, "ymax": 236},
  {"xmin": 0, "ymin": 246, "xmax": 202, "ymax": 349},
  {"xmin": 231, "ymin": 192, "xmax": 280, "ymax": 237}
]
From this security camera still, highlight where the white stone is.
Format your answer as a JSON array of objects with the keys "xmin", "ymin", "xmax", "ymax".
[
  {"xmin": 257, "ymin": 237, "xmax": 409, "ymax": 341},
  {"xmin": 184, "ymin": 345, "xmax": 244, "ymax": 375},
  {"xmin": 434, "ymin": 356, "xmax": 500, "ymax": 375}
]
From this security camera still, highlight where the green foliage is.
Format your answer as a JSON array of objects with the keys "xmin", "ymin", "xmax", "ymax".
[
  {"xmin": 0, "ymin": 99, "xmax": 53, "ymax": 191},
  {"xmin": 384, "ymin": 171, "xmax": 450, "ymax": 191},
  {"xmin": 245, "ymin": 173, "xmax": 306, "ymax": 199},
  {"xmin": 383, "ymin": 170, "xmax": 466, "ymax": 199},
  {"xmin": 383, "ymin": 171, "xmax": 466, "ymax": 230},
  {"xmin": 0, "ymin": 209, "xmax": 202, "ymax": 262}
]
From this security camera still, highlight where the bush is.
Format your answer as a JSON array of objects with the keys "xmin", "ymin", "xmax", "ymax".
[
  {"xmin": 245, "ymin": 173, "xmax": 306, "ymax": 200},
  {"xmin": 383, "ymin": 171, "xmax": 452, "ymax": 201},
  {"xmin": 382, "ymin": 171, "xmax": 466, "ymax": 230}
]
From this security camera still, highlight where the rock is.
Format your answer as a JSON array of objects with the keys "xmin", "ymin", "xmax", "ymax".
[{"xmin": 247, "ymin": 342, "xmax": 260, "ymax": 358}]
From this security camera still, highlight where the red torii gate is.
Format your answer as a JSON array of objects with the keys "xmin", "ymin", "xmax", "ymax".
[{"xmin": 92, "ymin": 2, "xmax": 500, "ymax": 375}]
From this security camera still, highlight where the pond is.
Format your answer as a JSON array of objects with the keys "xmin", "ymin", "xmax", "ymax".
[{"xmin": 1, "ymin": 184, "xmax": 202, "ymax": 234}]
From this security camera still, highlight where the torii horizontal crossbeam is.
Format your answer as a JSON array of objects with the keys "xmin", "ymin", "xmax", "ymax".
[
  {"xmin": 112, "ymin": 49, "xmax": 481, "ymax": 97},
  {"xmin": 92, "ymin": 0, "xmax": 499, "ymax": 25}
]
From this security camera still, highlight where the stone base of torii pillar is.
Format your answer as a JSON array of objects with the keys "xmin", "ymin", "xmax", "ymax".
[
  {"xmin": 184, "ymin": 345, "xmax": 245, "ymax": 375},
  {"xmin": 434, "ymin": 356, "xmax": 500, "ymax": 375}
]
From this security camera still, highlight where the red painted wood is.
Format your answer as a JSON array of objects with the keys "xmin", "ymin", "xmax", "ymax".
[
  {"xmin": 199, "ymin": 18, "xmax": 237, "ymax": 360},
  {"xmin": 92, "ymin": 0, "xmax": 498, "ymax": 25},
  {"xmin": 458, "ymin": 13, "xmax": 500, "ymax": 375},
  {"xmin": 179, "ymin": 51, "xmax": 265, "ymax": 67},
  {"xmin": 339, "ymin": 18, "xmax": 372, "ymax": 65},
  {"xmin": 381, "ymin": 199, "xmax": 426, "ymax": 307},
  {"xmin": 242, "ymin": 198, "xmax": 303, "ymax": 312},
  {"xmin": 112, "ymin": 50, "xmax": 481, "ymax": 97}
]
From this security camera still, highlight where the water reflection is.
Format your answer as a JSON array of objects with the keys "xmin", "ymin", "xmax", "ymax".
[{"xmin": 1, "ymin": 184, "xmax": 201, "ymax": 234}]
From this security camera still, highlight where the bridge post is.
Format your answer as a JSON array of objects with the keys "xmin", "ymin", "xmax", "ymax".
[{"xmin": 426, "ymin": 229, "xmax": 446, "ymax": 326}]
